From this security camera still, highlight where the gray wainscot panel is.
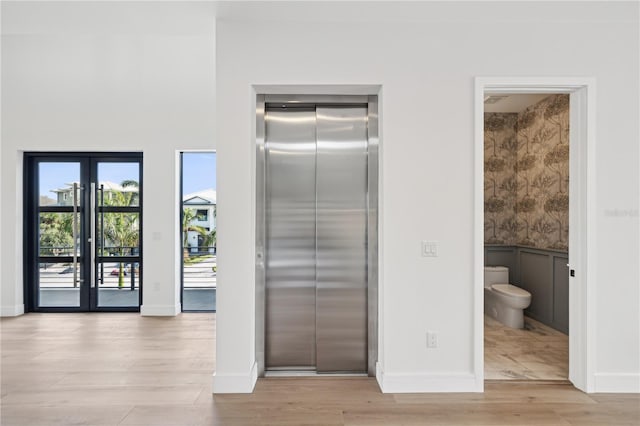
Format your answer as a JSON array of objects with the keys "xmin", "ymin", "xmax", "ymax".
[
  {"xmin": 485, "ymin": 245, "xmax": 568, "ymax": 335},
  {"xmin": 519, "ymin": 249, "xmax": 553, "ymax": 325},
  {"xmin": 552, "ymin": 255, "xmax": 569, "ymax": 334},
  {"xmin": 485, "ymin": 245, "xmax": 517, "ymax": 284}
]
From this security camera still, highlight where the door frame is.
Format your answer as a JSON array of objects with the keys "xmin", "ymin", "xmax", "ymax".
[
  {"xmin": 473, "ymin": 77, "xmax": 597, "ymax": 392},
  {"xmin": 254, "ymin": 93, "xmax": 379, "ymax": 377},
  {"xmin": 23, "ymin": 152, "xmax": 144, "ymax": 312}
]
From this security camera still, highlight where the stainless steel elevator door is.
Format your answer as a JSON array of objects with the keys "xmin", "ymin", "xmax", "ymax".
[
  {"xmin": 264, "ymin": 105, "xmax": 368, "ymax": 373},
  {"xmin": 316, "ymin": 107, "xmax": 368, "ymax": 373},
  {"xmin": 265, "ymin": 109, "xmax": 317, "ymax": 369}
]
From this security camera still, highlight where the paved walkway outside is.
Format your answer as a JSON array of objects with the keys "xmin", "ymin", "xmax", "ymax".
[{"xmin": 39, "ymin": 257, "xmax": 216, "ymax": 289}]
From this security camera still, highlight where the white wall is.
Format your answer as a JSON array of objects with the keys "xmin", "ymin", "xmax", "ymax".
[
  {"xmin": 1, "ymin": 1, "xmax": 216, "ymax": 316},
  {"xmin": 2, "ymin": 0, "xmax": 638, "ymax": 394},
  {"xmin": 214, "ymin": 1, "xmax": 639, "ymax": 393}
]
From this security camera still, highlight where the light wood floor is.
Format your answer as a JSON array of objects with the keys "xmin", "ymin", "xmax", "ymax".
[
  {"xmin": 485, "ymin": 315, "xmax": 569, "ymax": 381},
  {"xmin": 2, "ymin": 313, "xmax": 638, "ymax": 425}
]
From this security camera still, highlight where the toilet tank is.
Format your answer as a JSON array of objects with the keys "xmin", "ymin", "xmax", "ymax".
[{"xmin": 484, "ymin": 266, "xmax": 509, "ymax": 287}]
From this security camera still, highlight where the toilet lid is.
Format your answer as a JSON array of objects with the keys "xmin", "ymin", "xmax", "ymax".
[{"xmin": 491, "ymin": 284, "xmax": 531, "ymax": 298}]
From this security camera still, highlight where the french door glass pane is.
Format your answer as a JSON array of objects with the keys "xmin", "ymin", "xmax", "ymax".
[
  {"xmin": 38, "ymin": 263, "xmax": 80, "ymax": 307},
  {"xmin": 97, "ymin": 162, "xmax": 140, "ymax": 207},
  {"xmin": 39, "ymin": 212, "xmax": 80, "ymax": 257},
  {"xmin": 97, "ymin": 261, "xmax": 139, "ymax": 307},
  {"xmin": 38, "ymin": 162, "xmax": 80, "ymax": 206},
  {"xmin": 98, "ymin": 213, "xmax": 140, "ymax": 256}
]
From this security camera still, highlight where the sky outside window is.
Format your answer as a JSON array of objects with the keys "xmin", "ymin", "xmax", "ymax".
[
  {"xmin": 182, "ymin": 152, "xmax": 216, "ymax": 194},
  {"xmin": 38, "ymin": 156, "xmax": 215, "ymax": 199}
]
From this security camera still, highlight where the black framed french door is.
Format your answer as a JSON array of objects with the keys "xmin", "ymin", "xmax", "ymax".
[{"xmin": 24, "ymin": 153, "xmax": 143, "ymax": 312}]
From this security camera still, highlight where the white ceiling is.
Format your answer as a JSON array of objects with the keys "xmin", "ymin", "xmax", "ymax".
[{"xmin": 484, "ymin": 94, "xmax": 551, "ymax": 113}]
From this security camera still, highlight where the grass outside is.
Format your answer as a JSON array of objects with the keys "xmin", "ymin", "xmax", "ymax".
[{"xmin": 184, "ymin": 254, "xmax": 213, "ymax": 265}]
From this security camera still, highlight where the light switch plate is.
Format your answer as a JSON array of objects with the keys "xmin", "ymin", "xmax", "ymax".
[{"xmin": 422, "ymin": 240, "xmax": 438, "ymax": 257}]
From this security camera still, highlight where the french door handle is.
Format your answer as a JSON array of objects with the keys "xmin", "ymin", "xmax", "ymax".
[{"xmin": 90, "ymin": 183, "xmax": 96, "ymax": 288}]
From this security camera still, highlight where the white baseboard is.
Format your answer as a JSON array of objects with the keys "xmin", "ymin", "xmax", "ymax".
[
  {"xmin": 375, "ymin": 361, "xmax": 384, "ymax": 389},
  {"xmin": 140, "ymin": 303, "xmax": 181, "ymax": 316},
  {"xmin": 212, "ymin": 362, "xmax": 258, "ymax": 394},
  {"xmin": 594, "ymin": 373, "xmax": 640, "ymax": 393},
  {"xmin": 377, "ymin": 369, "xmax": 480, "ymax": 393},
  {"xmin": 1, "ymin": 304, "xmax": 24, "ymax": 317}
]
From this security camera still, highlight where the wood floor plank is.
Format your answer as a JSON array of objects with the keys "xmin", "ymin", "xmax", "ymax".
[
  {"xmin": 551, "ymin": 401, "xmax": 640, "ymax": 426},
  {"xmin": 56, "ymin": 371, "xmax": 212, "ymax": 386},
  {"xmin": 0, "ymin": 404, "xmax": 133, "ymax": 426},
  {"xmin": 118, "ymin": 404, "xmax": 217, "ymax": 426},
  {"xmin": 342, "ymin": 404, "xmax": 573, "ymax": 426},
  {"xmin": 394, "ymin": 383, "xmax": 597, "ymax": 405},
  {"xmin": 1, "ymin": 385, "xmax": 205, "ymax": 406}
]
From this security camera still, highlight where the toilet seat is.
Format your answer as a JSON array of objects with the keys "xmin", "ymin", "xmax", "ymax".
[{"xmin": 491, "ymin": 284, "xmax": 530, "ymax": 298}]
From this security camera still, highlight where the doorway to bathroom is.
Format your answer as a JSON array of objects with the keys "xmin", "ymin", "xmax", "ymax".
[
  {"xmin": 474, "ymin": 78, "xmax": 596, "ymax": 392},
  {"xmin": 483, "ymin": 93, "xmax": 570, "ymax": 381}
]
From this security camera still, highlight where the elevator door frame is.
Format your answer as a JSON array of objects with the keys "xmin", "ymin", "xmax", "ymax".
[{"xmin": 255, "ymin": 94, "xmax": 379, "ymax": 377}]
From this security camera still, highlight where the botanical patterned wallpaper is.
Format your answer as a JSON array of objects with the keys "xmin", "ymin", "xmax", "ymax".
[
  {"xmin": 484, "ymin": 113, "xmax": 518, "ymax": 246},
  {"xmin": 484, "ymin": 94, "xmax": 569, "ymax": 251}
]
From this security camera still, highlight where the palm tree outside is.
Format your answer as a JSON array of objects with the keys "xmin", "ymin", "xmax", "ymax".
[
  {"xmin": 101, "ymin": 180, "xmax": 139, "ymax": 288},
  {"xmin": 182, "ymin": 207, "xmax": 209, "ymax": 257}
]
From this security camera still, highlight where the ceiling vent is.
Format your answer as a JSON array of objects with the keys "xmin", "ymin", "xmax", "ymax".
[{"xmin": 484, "ymin": 95, "xmax": 509, "ymax": 104}]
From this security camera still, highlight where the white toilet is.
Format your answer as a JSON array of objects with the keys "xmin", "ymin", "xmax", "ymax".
[{"xmin": 484, "ymin": 266, "xmax": 532, "ymax": 329}]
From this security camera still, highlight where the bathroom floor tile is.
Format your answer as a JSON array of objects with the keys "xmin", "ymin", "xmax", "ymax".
[{"xmin": 484, "ymin": 315, "xmax": 568, "ymax": 381}]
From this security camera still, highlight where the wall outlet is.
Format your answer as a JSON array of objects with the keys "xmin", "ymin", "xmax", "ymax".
[{"xmin": 427, "ymin": 331, "xmax": 438, "ymax": 348}]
